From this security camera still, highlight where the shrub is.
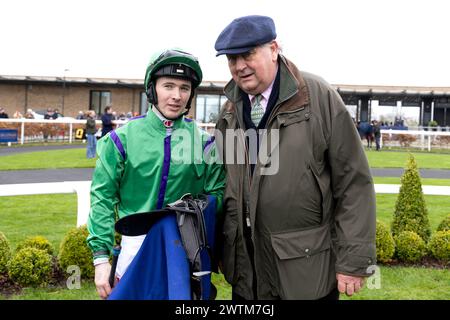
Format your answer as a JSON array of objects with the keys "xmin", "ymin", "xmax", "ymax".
[
  {"xmin": 8, "ymin": 247, "xmax": 52, "ymax": 287},
  {"xmin": 437, "ymin": 215, "xmax": 450, "ymax": 232},
  {"xmin": 395, "ymin": 231, "xmax": 427, "ymax": 263},
  {"xmin": 376, "ymin": 220, "xmax": 395, "ymax": 263},
  {"xmin": 16, "ymin": 235, "xmax": 54, "ymax": 256},
  {"xmin": 428, "ymin": 230, "xmax": 450, "ymax": 262},
  {"xmin": 0, "ymin": 232, "xmax": 12, "ymax": 274},
  {"xmin": 392, "ymin": 154, "xmax": 431, "ymax": 242},
  {"xmin": 428, "ymin": 120, "xmax": 438, "ymax": 127},
  {"xmin": 58, "ymin": 225, "xmax": 94, "ymax": 279}
]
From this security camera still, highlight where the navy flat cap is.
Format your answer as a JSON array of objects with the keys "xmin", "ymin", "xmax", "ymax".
[{"xmin": 215, "ymin": 15, "xmax": 277, "ymax": 57}]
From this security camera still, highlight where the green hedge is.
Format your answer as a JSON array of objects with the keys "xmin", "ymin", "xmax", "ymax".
[
  {"xmin": 376, "ymin": 220, "xmax": 395, "ymax": 263},
  {"xmin": 395, "ymin": 231, "xmax": 427, "ymax": 263},
  {"xmin": 16, "ymin": 235, "xmax": 54, "ymax": 255},
  {"xmin": 0, "ymin": 232, "xmax": 11, "ymax": 274},
  {"xmin": 8, "ymin": 247, "xmax": 52, "ymax": 287},
  {"xmin": 58, "ymin": 225, "xmax": 94, "ymax": 279},
  {"xmin": 437, "ymin": 215, "xmax": 450, "ymax": 232},
  {"xmin": 428, "ymin": 230, "xmax": 450, "ymax": 262}
]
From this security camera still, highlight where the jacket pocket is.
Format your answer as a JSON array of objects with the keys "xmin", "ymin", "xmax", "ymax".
[
  {"xmin": 222, "ymin": 220, "xmax": 238, "ymax": 285},
  {"xmin": 270, "ymin": 223, "xmax": 335, "ymax": 299},
  {"xmin": 277, "ymin": 107, "xmax": 309, "ymax": 128}
]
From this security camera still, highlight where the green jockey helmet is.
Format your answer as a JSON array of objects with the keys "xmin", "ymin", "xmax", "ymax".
[{"xmin": 144, "ymin": 49, "xmax": 203, "ymax": 115}]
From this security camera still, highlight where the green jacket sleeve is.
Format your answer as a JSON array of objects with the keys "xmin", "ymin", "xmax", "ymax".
[{"xmin": 86, "ymin": 135, "xmax": 124, "ymax": 259}]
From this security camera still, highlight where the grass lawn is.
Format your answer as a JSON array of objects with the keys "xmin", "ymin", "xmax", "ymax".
[
  {"xmin": 1, "ymin": 148, "xmax": 450, "ymax": 170},
  {"xmin": 2, "ymin": 280, "xmax": 99, "ymax": 300},
  {"xmin": 0, "ymin": 193, "xmax": 448, "ymax": 300},
  {"xmin": 1, "ymin": 146, "xmax": 448, "ymax": 300},
  {"xmin": 0, "ymin": 272, "xmax": 231, "ymax": 301},
  {"xmin": 0, "ymin": 194, "xmax": 77, "ymax": 253},
  {"xmin": 343, "ymin": 266, "xmax": 450, "ymax": 300},
  {"xmin": 0, "ymin": 149, "xmax": 96, "ymax": 170},
  {"xmin": 366, "ymin": 150, "xmax": 450, "ymax": 169},
  {"xmin": 375, "ymin": 194, "xmax": 449, "ymax": 232},
  {"xmin": 4, "ymin": 267, "xmax": 448, "ymax": 300}
]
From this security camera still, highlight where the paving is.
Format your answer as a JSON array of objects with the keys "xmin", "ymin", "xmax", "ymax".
[
  {"xmin": 1, "ymin": 167, "xmax": 450, "ymax": 185},
  {"xmin": 0, "ymin": 144, "xmax": 85, "ymax": 156},
  {"xmin": 371, "ymin": 168, "xmax": 450, "ymax": 179},
  {"xmin": 1, "ymin": 144, "xmax": 450, "ymax": 184},
  {"xmin": 0, "ymin": 168, "xmax": 93, "ymax": 184}
]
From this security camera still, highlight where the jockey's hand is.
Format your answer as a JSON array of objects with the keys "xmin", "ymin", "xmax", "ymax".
[{"xmin": 94, "ymin": 262, "xmax": 112, "ymax": 299}]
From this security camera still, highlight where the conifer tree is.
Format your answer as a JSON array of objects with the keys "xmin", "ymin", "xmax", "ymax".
[{"xmin": 392, "ymin": 153, "xmax": 431, "ymax": 242}]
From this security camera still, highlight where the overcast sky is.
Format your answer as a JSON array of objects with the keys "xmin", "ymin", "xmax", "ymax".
[{"xmin": 1, "ymin": 0, "xmax": 449, "ymax": 87}]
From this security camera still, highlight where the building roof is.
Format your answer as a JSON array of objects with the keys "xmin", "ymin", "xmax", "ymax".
[
  {"xmin": 0, "ymin": 74, "xmax": 449, "ymax": 96},
  {"xmin": 0, "ymin": 74, "xmax": 228, "ymax": 91},
  {"xmin": 334, "ymin": 83, "xmax": 450, "ymax": 96}
]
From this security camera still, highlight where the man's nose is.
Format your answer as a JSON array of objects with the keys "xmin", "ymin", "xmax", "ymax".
[
  {"xmin": 234, "ymin": 56, "xmax": 247, "ymax": 71},
  {"xmin": 172, "ymin": 88, "xmax": 182, "ymax": 100}
]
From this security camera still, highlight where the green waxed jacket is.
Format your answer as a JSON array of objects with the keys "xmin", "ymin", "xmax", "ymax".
[
  {"xmin": 87, "ymin": 110, "xmax": 225, "ymax": 258},
  {"xmin": 215, "ymin": 55, "xmax": 376, "ymax": 300}
]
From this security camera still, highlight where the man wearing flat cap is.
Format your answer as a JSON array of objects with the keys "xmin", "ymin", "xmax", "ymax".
[{"xmin": 214, "ymin": 15, "xmax": 376, "ymax": 300}]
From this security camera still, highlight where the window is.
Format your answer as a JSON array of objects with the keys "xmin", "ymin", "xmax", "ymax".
[
  {"xmin": 90, "ymin": 91, "xmax": 111, "ymax": 115},
  {"xmin": 195, "ymin": 94, "xmax": 227, "ymax": 123}
]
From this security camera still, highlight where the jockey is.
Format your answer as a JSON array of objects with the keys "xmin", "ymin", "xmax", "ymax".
[{"xmin": 86, "ymin": 49, "xmax": 225, "ymax": 299}]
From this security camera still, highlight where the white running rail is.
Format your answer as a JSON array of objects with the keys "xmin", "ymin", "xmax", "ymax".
[
  {"xmin": 0, "ymin": 181, "xmax": 91, "ymax": 227},
  {"xmin": 0, "ymin": 182, "xmax": 449, "ymax": 227}
]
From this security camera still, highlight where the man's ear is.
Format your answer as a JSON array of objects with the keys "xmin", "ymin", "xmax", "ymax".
[{"xmin": 270, "ymin": 40, "xmax": 279, "ymax": 61}]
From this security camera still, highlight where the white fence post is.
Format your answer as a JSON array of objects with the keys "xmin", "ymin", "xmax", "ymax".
[
  {"xmin": 72, "ymin": 181, "xmax": 92, "ymax": 227},
  {"xmin": 21, "ymin": 121, "xmax": 25, "ymax": 145},
  {"xmin": 69, "ymin": 122, "xmax": 73, "ymax": 144}
]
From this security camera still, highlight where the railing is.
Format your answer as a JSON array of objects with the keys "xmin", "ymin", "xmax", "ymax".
[
  {"xmin": 379, "ymin": 129, "xmax": 450, "ymax": 151},
  {"xmin": 406, "ymin": 126, "xmax": 450, "ymax": 132},
  {"xmin": 2, "ymin": 118, "xmax": 450, "ymax": 152},
  {"xmin": 0, "ymin": 118, "xmax": 124, "ymax": 145},
  {"xmin": 0, "ymin": 118, "xmax": 217, "ymax": 145},
  {"xmin": 0, "ymin": 181, "xmax": 449, "ymax": 227}
]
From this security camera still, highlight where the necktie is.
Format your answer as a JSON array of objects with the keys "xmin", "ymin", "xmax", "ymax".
[{"xmin": 251, "ymin": 94, "xmax": 264, "ymax": 127}]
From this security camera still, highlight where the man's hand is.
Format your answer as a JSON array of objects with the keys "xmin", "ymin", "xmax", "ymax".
[
  {"xmin": 95, "ymin": 262, "xmax": 112, "ymax": 299},
  {"xmin": 336, "ymin": 273, "xmax": 365, "ymax": 296}
]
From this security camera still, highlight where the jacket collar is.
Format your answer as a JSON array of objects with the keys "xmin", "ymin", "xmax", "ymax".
[
  {"xmin": 223, "ymin": 54, "xmax": 310, "ymax": 114},
  {"xmin": 146, "ymin": 106, "xmax": 185, "ymax": 134}
]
